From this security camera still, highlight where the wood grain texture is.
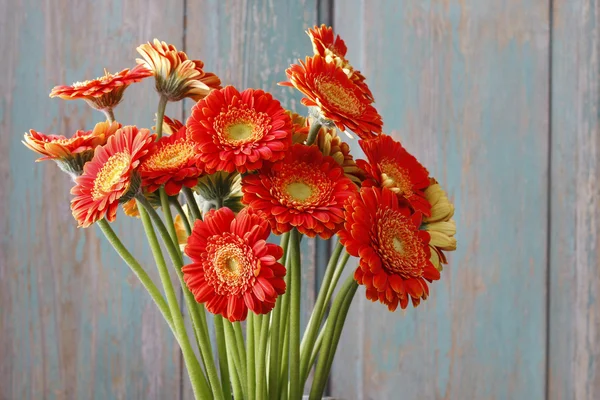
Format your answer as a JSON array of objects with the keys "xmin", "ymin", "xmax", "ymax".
[
  {"xmin": 184, "ymin": 1, "xmax": 319, "ymax": 397},
  {"xmin": 0, "ymin": 1, "xmax": 185, "ymax": 399},
  {"xmin": 549, "ymin": 0, "xmax": 600, "ymax": 399},
  {"xmin": 331, "ymin": 1, "xmax": 550, "ymax": 399}
]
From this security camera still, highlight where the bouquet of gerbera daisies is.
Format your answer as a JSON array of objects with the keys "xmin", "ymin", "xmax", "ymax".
[{"xmin": 24, "ymin": 25, "xmax": 456, "ymax": 400}]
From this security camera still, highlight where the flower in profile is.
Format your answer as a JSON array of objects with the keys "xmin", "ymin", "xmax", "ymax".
[
  {"xmin": 421, "ymin": 179, "xmax": 457, "ymax": 271},
  {"xmin": 242, "ymin": 144, "xmax": 357, "ymax": 239},
  {"xmin": 358, "ymin": 134, "xmax": 431, "ymax": 216},
  {"xmin": 139, "ymin": 125, "xmax": 202, "ymax": 196},
  {"xmin": 339, "ymin": 187, "xmax": 440, "ymax": 310},
  {"xmin": 71, "ymin": 126, "xmax": 155, "ymax": 228},
  {"xmin": 306, "ymin": 25, "xmax": 374, "ymax": 102},
  {"xmin": 194, "ymin": 171, "xmax": 244, "ymax": 215},
  {"xmin": 292, "ymin": 119, "xmax": 364, "ymax": 185},
  {"xmin": 286, "ymin": 111, "xmax": 310, "ymax": 144},
  {"xmin": 182, "ymin": 207, "xmax": 286, "ymax": 322},
  {"xmin": 136, "ymin": 39, "xmax": 221, "ymax": 102},
  {"xmin": 23, "ymin": 121, "xmax": 121, "ymax": 178},
  {"xmin": 187, "ymin": 86, "xmax": 292, "ymax": 173},
  {"xmin": 50, "ymin": 66, "xmax": 152, "ymax": 114},
  {"xmin": 280, "ymin": 55, "xmax": 382, "ymax": 140}
]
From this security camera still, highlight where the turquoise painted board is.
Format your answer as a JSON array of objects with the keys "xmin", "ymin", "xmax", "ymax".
[
  {"xmin": 330, "ymin": 1, "xmax": 549, "ymax": 399},
  {"xmin": 0, "ymin": 1, "xmax": 185, "ymax": 399},
  {"xmin": 549, "ymin": 0, "xmax": 600, "ymax": 399}
]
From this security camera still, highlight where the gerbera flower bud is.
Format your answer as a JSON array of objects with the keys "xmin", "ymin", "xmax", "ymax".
[
  {"xmin": 182, "ymin": 208, "xmax": 287, "ymax": 322},
  {"xmin": 306, "ymin": 24, "xmax": 374, "ymax": 102},
  {"xmin": 187, "ymin": 86, "xmax": 292, "ymax": 173},
  {"xmin": 339, "ymin": 186, "xmax": 441, "ymax": 311},
  {"xmin": 23, "ymin": 121, "xmax": 121, "ymax": 179},
  {"xmin": 421, "ymin": 179, "xmax": 457, "ymax": 271},
  {"xmin": 71, "ymin": 126, "xmax": 155, "ymax": 228},
  {"xmin": 194, "ymin": 171, "xmax": 244, "ymax": 215},
  {"xmin": 136, "ymin": 39, "xmax": 221, "ymax": 102},
  {"xmin": 241, "ymin": 144, "xmax": 357, "ymax": 239},
  {"xmin": 280, "ymin": 55, "xmax": 382, "ymax": 140},
  {"xmin": 139, "ymin": 125, "xmax": 202, "ymax": 196},
  {"xmin": 50, "ymin": 66, "xmax": 152, "ymax": 118},
  {"xmin": 358, "ymin": 134, "xmax": 431, "ymax": 216}
]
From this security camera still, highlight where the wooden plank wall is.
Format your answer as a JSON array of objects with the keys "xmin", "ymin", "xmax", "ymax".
[{"xmin": 0, "ymin": 1, "xmax": 598, "ymax": 399}]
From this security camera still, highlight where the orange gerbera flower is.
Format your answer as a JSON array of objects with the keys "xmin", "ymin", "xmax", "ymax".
[
  {"xmin": 160, "ymin": 115, "xmax": 184, "ymax": 136},
  {"xmin": 280, "ymin": 55, "xmax": 382, "ymax": 140},
  {"xmin": 140, "ymin": 125, "xmax": 202, "ymax": 196},
  {"xmin": 23, "ymin": 121, "xmax": 121, "ymax": 177},
  {"xmin": 71, "ymin": 126, "xmax": 155, "ymax": 228},
  {"xmin": 187, "ymin": 86, "xmax": 292, "ymax": 173},
  {"xmin": 50, "ymin": 65, "xmax": 152, "ymax": 113},
  {"xmin": 306, "ymin": 25, "xmax": 374, "ymax": 102},
  {"xmin": 182, "ymin": 207, "xmax": 286, "ymax": 322},
  {"xmin": 241, "ymin": 144, "xmax": 357, "ymax": 239},
  {"xmin": 358, "ymin": 134, "xmax": 431, "ymax": 216},
  {"xmin": 137, "ymin": 39, "xmax": 221, "ymax": 102},
  {"xmin": 339, "ymin": 187, "xmax": 440, "ymax": 310}
]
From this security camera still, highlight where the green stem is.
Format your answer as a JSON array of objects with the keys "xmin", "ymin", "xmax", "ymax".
[
  {"xmin": 308, "ymin": 319, "xmax": 327, "ymax": 370},
  {"xmin": 233, "ymin": 322, "xmax": 248, "ymax": 368},
  {"xmin": 171, "ymin": 197, "xmax": 192, "ymax": 235},
  {"xmin": 256, "ymin": 314, "xmax": 270, "ymax": 399},
  {"xmin": 324, "ymin": 252, "xmax": 351, "ymax": 304},
  {"xmin": 183, "ymin": 187, "xmax": 202, "ymax": 222},
  {"xmin": 288, "ymin": 229, "xmax": 302, "ymax": 399},
  {"xmin": 137, "ymin": 196, "xmax": 224, "ymax": 400},
  {"xmin": 96, "ymin": 219, "xmax": 175, "ymax": 334},
  {"xmin": 247, "ymin": 313, "xmax": 256, "ymax": 400},
  {"xmin": 278, "ymin": 232, "xmax": 293, "ymax": 400},
  {"xmin": 309, "ymin": 275, "xmax": 358, "ymax": 400},
  {"xmin": 137, "ymin": 204, "xmax": 211, "ymax": 400},
  {"xmin": 305, "ymin": 121, "xmax": 322, "ymax": 146},
  {"xmin": 299, "ymin": 240, "xmax": 344, "ymax": 384},
  {"xmin": 225, "ymin": 320, "xmax": 248, "ymax": 396},
  {"xmin": 214, "ymin": 315, "xmax": 232, "ymax": 400},
  {"xmin": 102, "ymin": 108, "xmax": 115, "ymax": 123},
  {"xmin": 159, "ymin": 189, "xmax": 179, "ymax": 247},
  {"xmin": 155, "ymin": 95, "xmax": 168, "ymax": 139}
]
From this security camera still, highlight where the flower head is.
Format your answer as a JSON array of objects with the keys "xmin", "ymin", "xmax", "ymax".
[
  {"xmin": 182, "ymin": 207, "xmax": 286, "ymax": 322},
  {"xmin": 242, "ymin": 144, "xmax": 357, "ymax": 239},
  {"xmin": 306, "ymin": 25, "xmax": 374, "ymax": 102},
  {"xmin": 23, "ymin": 121, "xmax": 121, "ymax": 178},
  {"xmin": 421, "ymin": 179, "xmax": 457, "ymax": 271},
  {"xmin": 280, "ymin": 55, "xmax": 382, "ymax": 140},
  {"xmin": 50, "ymin": 66, "xmax": 152, "ymax": 111},
  {"xmin": 187, "ymin": 86, "xmax": 292, "ymax": 173},
  {"xmin": 358, "ymin": 134, "xmax": 431, "ymax": 215},
  {"xmin": 140, "ymin": 125, "xmax": 202, "ymax": 196},
  {"xmin": 339, "ymin": 187, "xmax": 440, "ymax": 310},
  {"xmin": 71, "ymin": 126, "xmax": 155, "ymax": 228},
  {"xmin": 136, "ymin": 39, "xmax": 221, "ymax": 102}
]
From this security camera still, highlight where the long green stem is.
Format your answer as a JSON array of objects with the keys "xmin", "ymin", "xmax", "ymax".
[
  {"xmin": 305, "ymin": 121, "xmax": 322, "ymax": 146},
  {"xmin": 96, "ymin": 219, "xmax": 174, "ymax": 334},
  {"xmin": 324, "ymin": 252, "xmax": 351, "ymax": 303},
  {"xmin": 225, "ymin": 320, "xmax": 248, "ymax": 396},
  {"xmin": 247, "ymin": 313, "xmax": 256, "ymax": 400},
  {"xmin": 308, "ymin": 275, "xmax": 358, "ymax": 400},
  {"xmin": 233, "ymin": 322, "xmax": 248, "ymax": 368},
  {"xmin": 137, "ymin": 204, "xmax": 211, "ymax": 400},
  {"xmin": 159, "ymin": 189, "xmax": 179, "ymax": 247},
  {"xmin": 103, "ymin": 108, "xmax": 115, "ymax": 123},
  {"xmin": 155, "ymin": 95, "xmax": 168, "ymax": 139},
  {"xmin": 183, "ymin": 187, "xmax": 202, "ymax": 222},
  {"xmin": 278, "ymin": 232, "xmax": 293, "ymax": 400},
  {"xmin": 137, "ymin": 196, "xmax": 224, "ymax": 400},
  {"xmin": 171, "ymin": 198, "xmax": 192, "ymax": 235},
  {"xmin": 288, "ymin": 229, "xmax": 302, "ymax": 399},
  {"xmin": 256, "ymin": 314, "xmax": 270, "ymax": 399},
  {"xmin": 214, "ymin": 315, "xmax": 232, "ymax": 400}
]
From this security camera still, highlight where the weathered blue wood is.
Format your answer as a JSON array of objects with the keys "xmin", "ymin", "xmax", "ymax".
[
  {"xmin": 331, "ymin": 1, "xmax": 550, "ymax": 399},
  {"xmin": 549, "ymin": 1, "xmax": 600, "ymax": 398},
  {"xmin": 0, "ymin": 1, "xmax": 185, "ymax": 399}
]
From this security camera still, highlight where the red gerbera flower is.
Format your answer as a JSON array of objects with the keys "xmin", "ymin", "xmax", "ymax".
[
  {"xmin": 187, "ymin": 86, "xmax": 292, "ymax": 173},
  {"xmin": 139, "ymin": 125, "xmax": 202, "ymax": 196},
  {"xmin": 50, "ymin": 65, "xmax": 152, "ymax": 112},
  {"xmin": 182, "ymin": 207, "xmax": 286, "ymax": 322},
  {"xmin": 71, "ymin": 126, "xmax": 155, "ymax": 228},
  {"xmin": 280, "ymin": 55, "xmax": 382, "ymax": 140},
  {"xmin": 241, "ymin": 144, "xmax": 357, "ymax": 239},
  {"xmin": 339, "ymin": 186, "xmax": 440, "ymax": 310},
  {"xmin": 358, "ymin": 134, "xmax": 431, "ymax": 216},
  {"xmin": 306, "ymin": 25, "xmax": 374, "ymax": 102},
  {"xmin": 160, "ymin": 115, "xmax": 184, "ymax": 136}
]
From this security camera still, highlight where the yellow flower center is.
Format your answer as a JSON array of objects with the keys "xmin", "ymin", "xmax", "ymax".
[
  {"xmin": 207, "ymin": 235, "xmax": 258, "ymax": 296},
  {"xmin": 316, "ymin": 78, "xmax": 364, "ymax": 116},
  {"xmin": 214, "ymin": 107, "xmax": 271, "ymax": 146},
  {"xmin": 379, "ymin": 159, "xmax": 413, "ymax": 196},
  {"xmin": 272, "ymin": 162, "xmax": 334, "ymax": 210},
  {"xmin": 226, "ymin": 123, "xmax": 254, "ymax": 141},
  {"xmin": 92, "ymin": 152, "xmax": 131, "ymax": 201},
  {"xmin": 143, "ymin": 139, "xmax": 196, "ymax": 171},
  {"xmin": 285, "ymin": 182, "xmax": 313, "ymax": 201},
  {"xmin": 377, "ymin": 208, "xmax": 427, "ymax": 278}
]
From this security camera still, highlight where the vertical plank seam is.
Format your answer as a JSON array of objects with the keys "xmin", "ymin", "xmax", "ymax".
[
  {"xmin": 180, "ymin": 1, "xmax": 188, "ymax": 399},
  {"xmin": 545, "ymin": 0, "xmax": 554, "ymax": 399}
]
